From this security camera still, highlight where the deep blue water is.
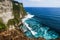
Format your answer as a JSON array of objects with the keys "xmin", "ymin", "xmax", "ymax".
[
  {"xmin": 24, "ymin": 7, "xmax": 60, "ymax": 33},
  {"xmin": 19, "ymin": 7, "xmax": 60, "ymax": 40}
]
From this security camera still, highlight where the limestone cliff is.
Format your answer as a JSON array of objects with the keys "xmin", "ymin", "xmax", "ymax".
[
  {"xmin": 0, "ymin": 0, "xmax": 13, "ymax": 31},
  {"xmin": 0, "ymin": 0, "xmax": 27, "ymax": 31}
]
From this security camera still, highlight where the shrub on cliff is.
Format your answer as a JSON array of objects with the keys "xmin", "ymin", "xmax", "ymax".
[{"xmin": 0, "ymin": 18, "xmax": 6, "ymax": 30}]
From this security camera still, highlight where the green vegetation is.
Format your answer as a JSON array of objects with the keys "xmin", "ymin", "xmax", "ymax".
[
  {"xmin": 7, "ymin": 19, "xmax": 19, "ymax": 26},
  {"xmin": 0, "ymin": 18, "xmax": 6, "ymax": 30},
  {"xmin": 0, "ymin": 22, "xmax": 6, "ymax": 30},
  {"xmin": 12, "ymin": 1, "xmax": 27, "ymax": 19},
  {"xmin": 12, "ymin": 1, "xmax": 20, "ymax": 20},
  {"xmin": 19, "ymin": 3, "xmax": 27, "ymax": 18}
]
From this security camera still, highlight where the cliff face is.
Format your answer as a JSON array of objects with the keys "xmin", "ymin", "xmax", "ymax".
[
  {"xmin": 0, "ymin": 0, "xmax": 12, "ymax": 24},
  {"xmin": 0, "ymin": 0, "xmax": 13, "ymax": 31},
  {"xmin": 0, "ymin": 0, "xmax": 28, "ymax": 40},
  {"xmin": 0, "ymin": 0, "xmax": 12, "ymax": 13},
  {"xmin": 0, "ymin": 0, "xmax": 27, "ymax": 31}
]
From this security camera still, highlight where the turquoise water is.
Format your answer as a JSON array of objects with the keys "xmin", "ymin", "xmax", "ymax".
[
  {"xmin": 20, "ymin": 16, "xmax": 59, "ymax": 40},
  {"xmin": 19, "ymin": 7, "xmax": 60, "ymax": 40}
]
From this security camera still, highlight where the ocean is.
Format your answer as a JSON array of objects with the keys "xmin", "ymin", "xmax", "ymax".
[
  {"xmin": 24, "ymin": 7, "xmax": 60, "ymax": 33},
  {"xmin": 20, "ymin": 7, "xmax": 60, "ymax": 40}
]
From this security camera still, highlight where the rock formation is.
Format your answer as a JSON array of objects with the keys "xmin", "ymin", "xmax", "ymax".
[
  {"xmin": 0, "ymin": 0, "xmax": 27, "ymax": 30},
  {"xmin": 0, "ymin": 0, "xmax": 59, "ymax": 40},
  {"xmin": 0, "ymin": 0, "xmax": 12, "ymax": 13}
]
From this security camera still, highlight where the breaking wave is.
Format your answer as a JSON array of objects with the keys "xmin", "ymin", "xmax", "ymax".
[{"xmin": 21, "ymin": 12, "xmax": 59, "ymax": 40}]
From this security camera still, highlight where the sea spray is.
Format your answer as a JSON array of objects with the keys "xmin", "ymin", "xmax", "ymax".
[
  {"xmin": 22, "ymin": 13, "xmax": 38, "ymax": 36},
  {"xmin": 21, "ymin": 12, "xmax": 59, "ymax": 40}
]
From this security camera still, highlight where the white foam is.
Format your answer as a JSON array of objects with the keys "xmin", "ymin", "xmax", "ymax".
[
  {"xmin": 22, "ymin": 13, "xmax": 34, "ymax": 22},
  {"xmin": 22, "ymin": 13, "xmax": 37, "ymax": 35}
]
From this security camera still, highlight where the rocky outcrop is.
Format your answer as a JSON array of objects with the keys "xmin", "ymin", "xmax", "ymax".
[
  {"xmin": 0, "ymin": 0, "xmax": 13, "ymax": 24},
  {"xmin": 0, "ymin": 0, "xmax": 27, "ymax": 30}
]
